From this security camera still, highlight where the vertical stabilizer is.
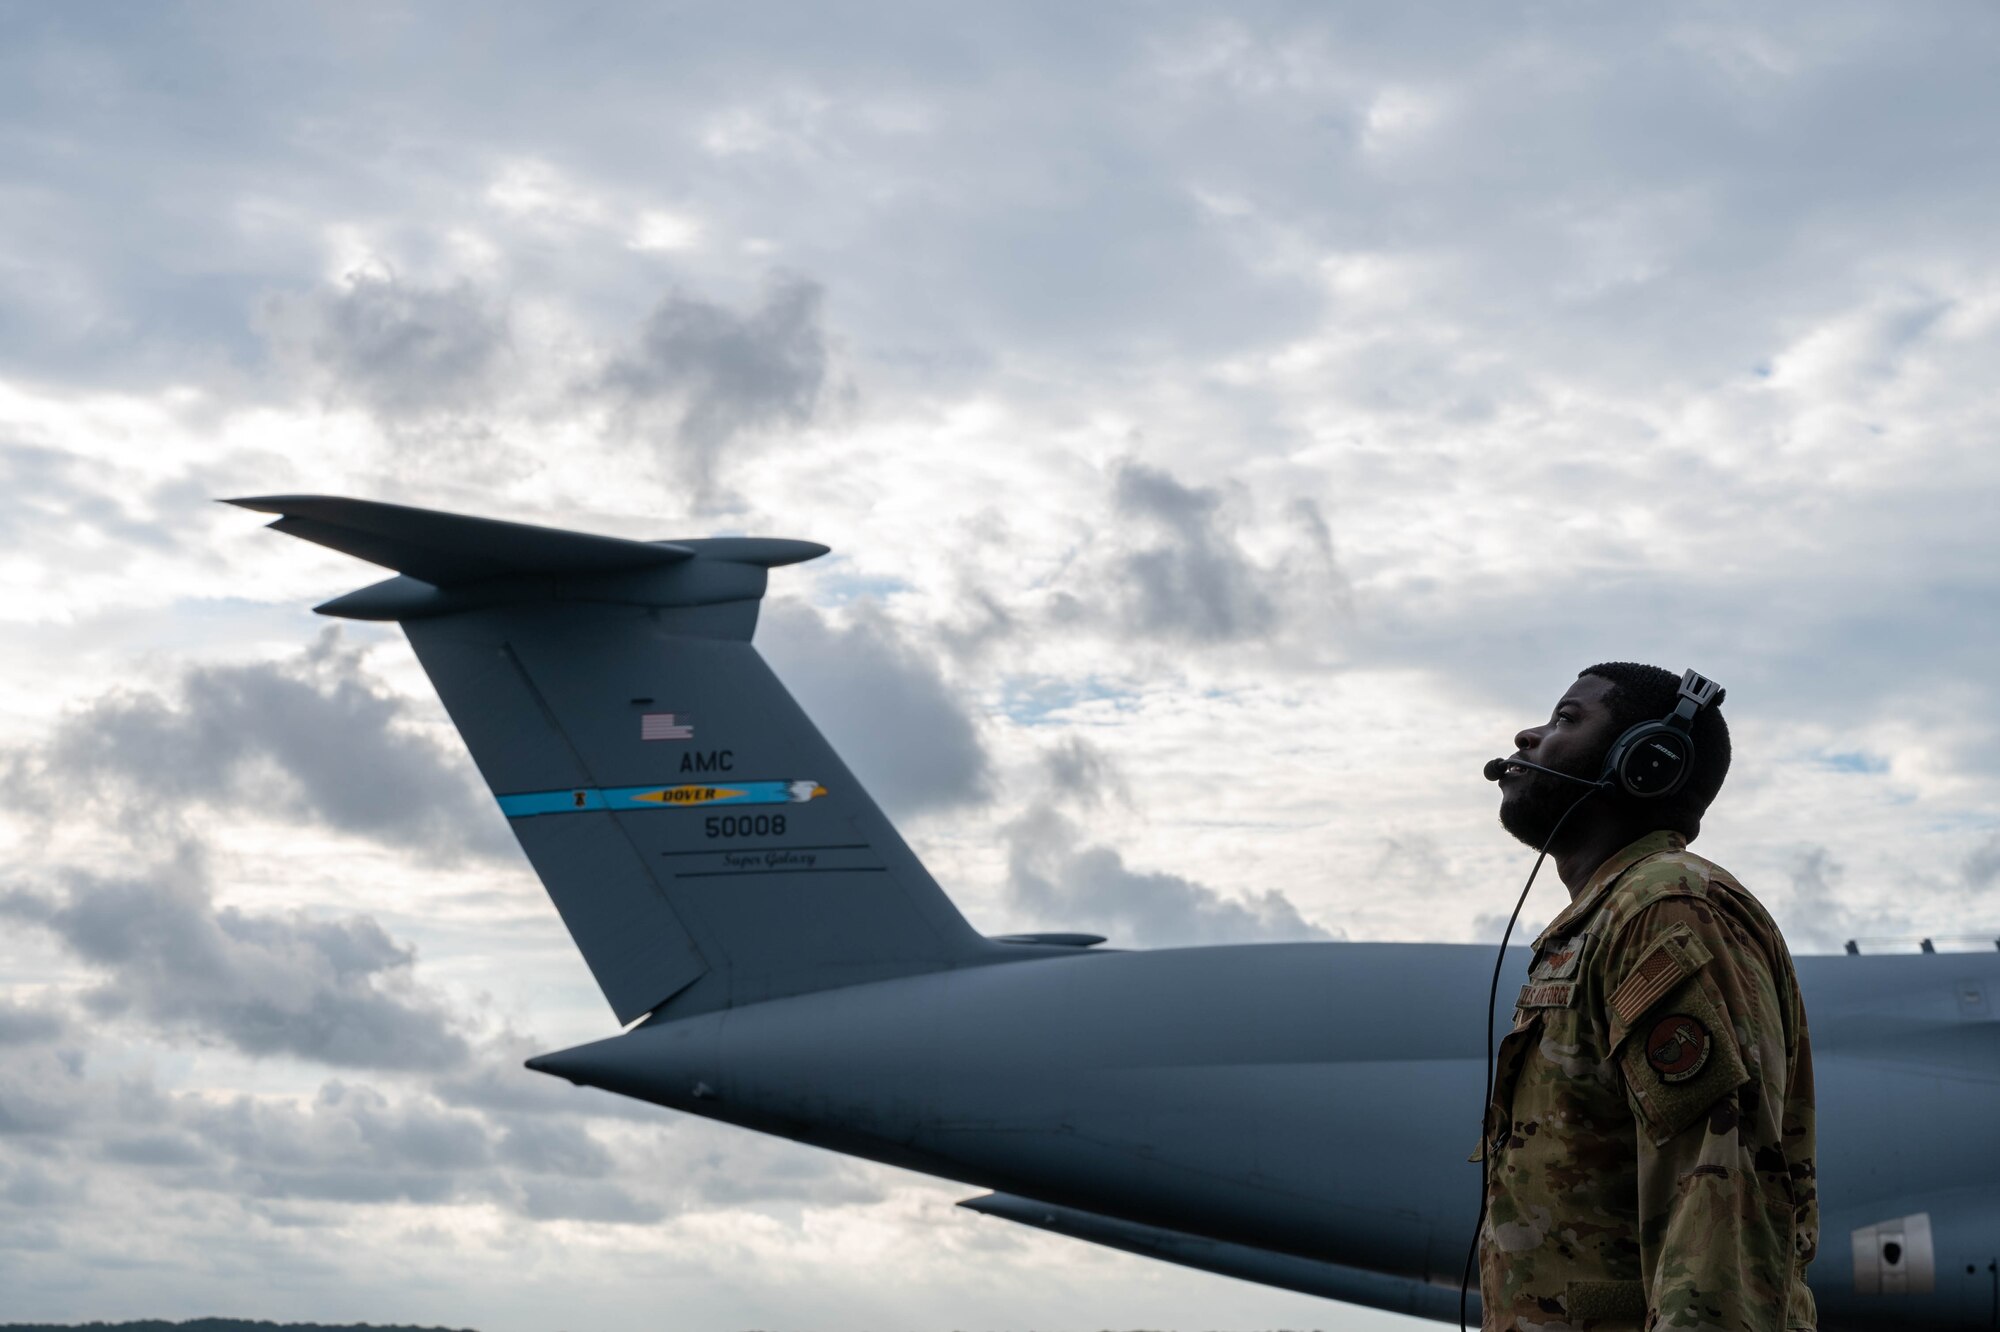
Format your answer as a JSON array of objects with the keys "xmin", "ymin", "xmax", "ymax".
[{"xmin": 234, "ymin": 496, "xmax": 993, "ymax": 1023}]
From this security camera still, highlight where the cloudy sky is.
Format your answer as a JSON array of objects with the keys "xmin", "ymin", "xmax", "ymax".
[{"xmin": 4, "ymin": 3, "xmax": 2000, "ymax": 1328}]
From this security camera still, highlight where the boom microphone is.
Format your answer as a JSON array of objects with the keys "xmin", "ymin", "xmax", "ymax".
[{"xmin": 1483, "ymin": 756, "xmax": 1610, "ymax": 788}]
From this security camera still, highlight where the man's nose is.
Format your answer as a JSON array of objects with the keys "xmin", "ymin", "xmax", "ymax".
[{"xmin": 1514, "ymin": 724, "xmax": 1544, "ymax": 752}]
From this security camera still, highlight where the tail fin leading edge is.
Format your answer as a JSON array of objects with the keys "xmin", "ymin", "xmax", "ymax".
[{"xmin": 236, "ymin": 496, "xmax": 991, "ymax": 1024}]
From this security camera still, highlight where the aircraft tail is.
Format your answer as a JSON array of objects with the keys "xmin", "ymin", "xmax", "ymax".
[{"xmin": 232, "ymin": 496, "xmax": 999, "ymax": 1024}]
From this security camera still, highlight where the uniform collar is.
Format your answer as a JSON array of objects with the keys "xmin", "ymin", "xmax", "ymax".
[{"xmin": 1531, "ymin": 829, "xmax": 1687, "ymax": 950}]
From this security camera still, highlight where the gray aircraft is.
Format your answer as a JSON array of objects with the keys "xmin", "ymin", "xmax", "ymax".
[{"xmin": 237, "ymin": 495, "xmax": 2000, "ymax": 1329}]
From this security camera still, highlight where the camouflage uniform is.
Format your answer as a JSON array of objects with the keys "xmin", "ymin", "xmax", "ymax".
[{"xmin": 1477, "ymin": 831, "xmax": 1817, "ymax": 1331}]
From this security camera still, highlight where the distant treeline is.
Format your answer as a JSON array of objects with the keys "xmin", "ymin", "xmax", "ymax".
[
  {"xmin": 0, "ymin": 1326, "xmax": 1329, "ymax": 1332},
  {"xmin": 0, "ymin": 1325, "xmax": 1326, "ymax": 1332},
  {"xmin": 1, "ymin": 1322, "xmax": 479, "ymax": 1332}
]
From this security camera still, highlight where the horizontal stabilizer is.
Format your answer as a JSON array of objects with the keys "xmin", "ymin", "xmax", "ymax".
[
  {"xmin": 992, "ymin": 932, "xmax": 1107, "ymax": 947},
  {"xmin": 227, "ymin": 495, "xmax": 697, "ymax": 586}
]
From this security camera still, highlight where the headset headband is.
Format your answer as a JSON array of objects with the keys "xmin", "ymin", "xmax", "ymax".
[{"xmin": 1666, "ymin": 670, "xmax": 1720, "ymax": 732}]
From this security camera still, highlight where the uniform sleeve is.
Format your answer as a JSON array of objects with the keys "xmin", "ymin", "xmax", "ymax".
[{"xmin": 1599, "ymin": 895, "xmax": 1801, "ymax": 1331}]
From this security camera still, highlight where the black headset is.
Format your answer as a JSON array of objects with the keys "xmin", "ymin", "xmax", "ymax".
[{"xmin": 1597, "ymin": 668, "xmax": 1723, "ymax": 797}]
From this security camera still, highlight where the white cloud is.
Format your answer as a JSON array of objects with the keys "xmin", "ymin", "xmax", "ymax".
[
  {"xmin": 626, "ymin": 209, "xmax": 703, "ymax": 253},
  {"xmin": 1360, "ymin": 84, "xmax": 1448, "ymax": 155},
  {"xmin": 485, "ymin": 159, "xmax": 609, "ymax": 227}
]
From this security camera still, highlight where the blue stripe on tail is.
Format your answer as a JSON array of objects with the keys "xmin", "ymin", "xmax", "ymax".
[{"xmin": 498, "ymin": 779, "xmax": 829, "ymax": 819}]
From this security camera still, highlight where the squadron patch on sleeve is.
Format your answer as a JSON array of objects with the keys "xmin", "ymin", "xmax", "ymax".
[
  {"xmin": 1618, "ymin": 981, "xmax": 1750, "ymax": 1142},
  {"xmin": 1644, "ymin": 1013, "xmax": 1712, "ymax": 1083}
]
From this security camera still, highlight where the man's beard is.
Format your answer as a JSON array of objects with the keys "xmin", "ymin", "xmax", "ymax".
[{"xmin": 1497, "ymin": 764, "xmax": 1600, "ymax": 849}]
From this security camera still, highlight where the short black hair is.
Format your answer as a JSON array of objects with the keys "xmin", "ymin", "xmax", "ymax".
[{"xmin": 1578, "ymin": 662, "xmax": 1731, "ymax": 839}]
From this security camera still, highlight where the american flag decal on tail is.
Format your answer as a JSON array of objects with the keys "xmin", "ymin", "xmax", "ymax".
[{"xmin": 640, "ymin": 712, "xmax": 693, "ymax": 741}]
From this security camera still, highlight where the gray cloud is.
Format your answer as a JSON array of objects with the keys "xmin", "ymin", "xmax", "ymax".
[
  {"xmin": 1473, "ymin": 906, "xmax": 1552, "ymax": 950},
  {"xmin": 1774, "ymin": 845, "xmax": 1958, "ymax": 955},
  {"xmin": 258, "ymin": 269, "xmax": 510, "ymax": 420},
  {"xmin": 678, "ymin": 1140, "xmax": 884, "ymax": 1212},
  {"xmin": 938, "ymin": 585, "xmax": 1017, "ymax": 662},
  {"xmin": 0, "ymin": 1046, "xmax": 91, "ymax": 1138},
  {"xmin": 1002, "ymin": 735, "xmax": 1328, "ymax": 945},
  {"xmin": 166, "ymin": 1078, "xmax": 627, "ymax": 1218},
  {"xmin": 601, "ymin": 274, "xmax": 829, "ymax": 499},
  {"xmin": 0, "ymin": 999, "xmax": 67, "ymax": 1047},
  {"xmin": 1782, "ymin": 847, "xmax": 1866, "ymax": 953},
  {"xmin": 0, "ymin": 1160, "xmax": 79, "ymax": 1209},
  {"xmin": 1005, "ymin": 802, "xmax": 1334, "ymax": 947},
  {"xmin": 431, "ymin": 1034, "xmax": 672, "ymax": 1128},
  {"xmin": 0, "ymin": 844, "xmax": 469, "ymax": 1072},
  {"xmin": 3, "ymin": 2, "xmax": 1997, "ymax": 413},
  {"xmin": 100, "ymin": 1131, "xmax": 215, "ymax": 1169},
  {"xmin": 1109, "ymin": 460, "xmax": 1279, "ymax": 643},
  {"xmin": 495, "ymin": 1117, "xmax": 614, "ymax": 1178},
  {"xmin": 1353, "ymin": 462, "xmax": 2000, "ymax": 762},
  {"xmin": 4, "ymin": 626, "xmax": 508, "ymax": 859},
  {"xmin": 0, "ymin": 443, "xmax": 186, "ymax": 561},
  {"xmin": 0, "ymin": 974, "xmax": 887, "ymax": 1230},
  {"xmin": 431, "ymin": 1035, "xmax": 629, "ymax": 1120},
  {"xmin": 757, "ymin": 600, "xmax": 991, "ymax": 819},
  {"xmin": 514, "ymin": 1175, "xmax": 665, "ymax": 1224},
  {"xmin": 1369, "ymin": 831, "xmax": 1451, "ymax": 892},
  {"xmin": 182, "ymin": 1080, "xmax": 870, "ymax": 1223},
  {"xmin": 184, "ymin": 1081, "xmax": 490, "ymax": 1205},
  {"xmin": 1041, "ymin": 735, "xmax": 1129, "ymax": 809},
  {"xmin": 1053, "ymin": 460, "xmax": 1349, "ymax": 652},
  {"xmin": 1965, "ymin": 834, "xmax": 2000, "ymax": 892},
  {"xmin": 0, "ymin": 1042, "xmax": 874, "ymax": 1231}
]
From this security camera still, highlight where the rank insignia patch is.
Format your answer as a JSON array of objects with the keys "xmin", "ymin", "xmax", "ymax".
[{"xmin": 1645, "ymin": 1013, "xmax": 1712, "ymax": 1083}]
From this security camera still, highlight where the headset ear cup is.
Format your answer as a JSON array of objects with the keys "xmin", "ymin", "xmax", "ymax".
[{"xmin": 1607, "ymin": 722, "xmax": 1693, "ymax": 797}]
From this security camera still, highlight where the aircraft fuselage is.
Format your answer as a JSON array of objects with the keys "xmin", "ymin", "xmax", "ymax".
[{"xmin": 533, "ymin": 941, "xmax": 2000, "ymax": 1330}]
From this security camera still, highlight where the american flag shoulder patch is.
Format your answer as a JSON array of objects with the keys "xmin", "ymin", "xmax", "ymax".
[
  {"xmin": 1609, "ymin": 925, "xmax": 1714, "ymax": 1028},
  {"xmin": 641, "ymin": 712, "xmax": 694, "ymax": 741}
]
